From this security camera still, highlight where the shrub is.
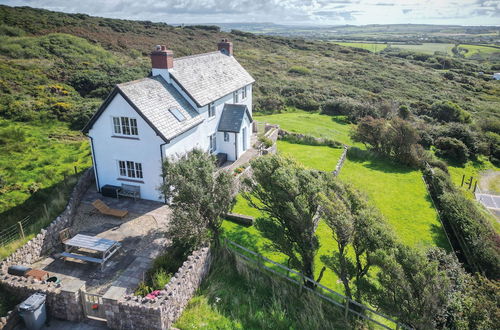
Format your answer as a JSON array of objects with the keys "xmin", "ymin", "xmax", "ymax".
[
  {"xmin": 430, "ymin": 101, "xmax": 471, "ymax": 123},
  {"xmin": 435, "ymin": 137, "xmax": 469, "ymax": 164},
  {"xmin": 258, "ymin": 135, "xmax": 273, "ymax": 148},
  {"xmin": 255, "ymin": 95, "xmax": 285, "ymax": 113},
  {"xmin": 439, "ymin": 192, "xmax": 500, "ymax": 278},
  {"xmin": 322, "ymin": 97, "xmax": 379, "ymax": 122},
  {"xmin": 288, "ymin": 66, "xmax": 311, "ymax": 75},
  {"xmin": 437, "ymin": 123, "xmax": 480, "ymax": 158}
]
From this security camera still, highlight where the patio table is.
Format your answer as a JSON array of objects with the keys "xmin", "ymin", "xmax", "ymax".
[{"xmin": 62, "ymin": 234, "xmax": 121, "ymax": 271}]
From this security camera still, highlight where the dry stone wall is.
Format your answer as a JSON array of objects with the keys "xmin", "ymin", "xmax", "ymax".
[
  {"xmin": 103, "ymin": 247, "xmax": 212, "ymax": 329},
  {"xmin": 0, "ymin": 168, "xmax": 94, "ymax": 271}
]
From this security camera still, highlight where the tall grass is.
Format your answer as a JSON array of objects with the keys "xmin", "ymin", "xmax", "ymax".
[{"xmin": 175, "ymin": 247, "xmax": 349, "ymax": 329}]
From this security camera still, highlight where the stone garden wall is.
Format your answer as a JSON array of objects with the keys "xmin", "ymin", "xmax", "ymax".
[
  {"xmin": 0, "ymin": 168, "xmax": 94, "ymax": 271},
  {"xmin": 103, "ymin": 247, "xmax": 212, "ymax": 329}
]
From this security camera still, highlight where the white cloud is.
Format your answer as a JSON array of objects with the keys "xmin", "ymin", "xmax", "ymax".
[{"xmin": 0, "ymin": 0, "xmax": 499, "ymax": 25}]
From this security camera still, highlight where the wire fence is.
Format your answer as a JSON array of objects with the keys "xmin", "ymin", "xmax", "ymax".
[
  {"xmin": 225, "ymin": 239, "xmax": 411, "ymax": 330},
  {"xmin": 0, "ymin": 215, "xmax": 32, "ymax": 247}
]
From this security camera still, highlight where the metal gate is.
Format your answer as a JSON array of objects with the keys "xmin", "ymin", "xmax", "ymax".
[{"xmin": 81, "ymin": 291, "xmax": 106, "ymax": 321}]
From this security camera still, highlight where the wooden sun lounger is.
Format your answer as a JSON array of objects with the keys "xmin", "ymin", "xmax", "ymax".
[{"xmin": 92, "ymin": 199, "xmax": 128, "ymax": 218}]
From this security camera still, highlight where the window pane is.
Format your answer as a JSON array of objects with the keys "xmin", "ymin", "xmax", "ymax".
[
  {"xmin": 130, "ymin": 118, "xmax": 138, "ymax": 135},
  {"xmin": 224, "ymin": 132, "xmax": 229, "ymax": 142},
  {"xmin": 135, "ymin": 163, "xmax": 143, "ymax": 178},
  {"xmin": 121, "ymin": 117, "xmax": 130, "ymax": 135},
  {"xmin": 213, "ymin": 134, "xmax": 217, "ymax": 151},
  {"xmin": 119, "ymin": 161, "xmax": 126, "ymax": 176},
  {"xmin": 113, "ymin": 117, "xmax": 121, "ymax": 134},
  {"xmin": 126, "ymin": 161, "xmax": 135, "ymax": 177},
  {"xmin": 170, "ymin": 108, "xmax": 186, "ymax": 122}
]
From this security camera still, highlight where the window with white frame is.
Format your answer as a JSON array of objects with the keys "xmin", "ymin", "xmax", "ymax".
[
  {"xmin": 208, "ymin": 102, "xmax": 215, "ymax": 118},
  {"xmin": 113, "ymin": 117, "xmax": 138, "ymax": 136},
  {"xmin": 242, "ymin": 86, "xmax": 248, "ymax": 99},
  {"xmin": 224, "ymin": 132, "xmax": 229, "ymax": 142},
  {"xmin": 209, "ymin": 133, "xmax": 217, "ymax": 153},
  {"xmin": 118, "ymin": 160, "xmax": 143, "ymax": 179},
  {"xmin": 233, "ymin": 90, "xmax": 239, "ymax": 103}
]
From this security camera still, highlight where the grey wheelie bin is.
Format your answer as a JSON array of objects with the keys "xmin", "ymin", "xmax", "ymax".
[{"xmin": 18, "ymin": 293, "xmax": 47, "ymax": 330}]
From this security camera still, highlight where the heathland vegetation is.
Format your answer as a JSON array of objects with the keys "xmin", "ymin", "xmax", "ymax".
[{"xmin": 0, "ymin": 5, "xmax": 499, "ymax": 327}]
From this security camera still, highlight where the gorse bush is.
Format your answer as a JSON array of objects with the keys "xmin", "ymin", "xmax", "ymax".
[{"xmin": 435, "ymin": 137, "xmax": 469, "ymax": 164}]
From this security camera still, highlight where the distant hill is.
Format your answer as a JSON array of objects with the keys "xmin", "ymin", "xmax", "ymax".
[{"xmin": 0, "ymin": 4, "xmax": 499, "ymax": 130}]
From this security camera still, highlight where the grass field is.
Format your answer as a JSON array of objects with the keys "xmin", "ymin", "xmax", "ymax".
[
  {"xmin": 340, "ymin": 151, "xmax": 448, "ymax": 249},
  {"xmin": 277, "ymin": 140, "xmax": 344, "ymax": 172},
  {"xmin": 392, "ymin": 43, "xmax": 455, "ymax": 55},
  {"xmin": 459, "ymin": 44, "xmax": 500, "ymax": 58},
  {"xmin": 333, "ymin": 42, "xmax": 388, "ymax": 53},
  {"xmin": 255, "ymin": 110, "xmax": 354, "ymax": 145}
]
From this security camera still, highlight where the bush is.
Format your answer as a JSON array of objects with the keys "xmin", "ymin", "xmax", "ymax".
[
  {"xmin": 435, "ymin": 137, "xmax": 469, "ymax": 164},
  {"xmin": 255, "ymin": 95, "xmax": 285, "ymax": 113},
  {"xmin": 439, "ymin": 192, "xmax": 500, "ymax": 278},
  {"xmin": 258, "ymin": 135, "xmax": 273, "ymax": 148},
  {"xmin": 437, "ymin": 123, "xmax": 480, "ymax": 158},
  {"xmin": 288, "ymin": 66, "xmax": 311, "ymax": 75},
  {"xmin": 322, "ymin": 97, "xmax": 379, "ymax": 122},
  {"xmin": 430, "ymin": 101, "xmax": 471, "ymax": 123}
]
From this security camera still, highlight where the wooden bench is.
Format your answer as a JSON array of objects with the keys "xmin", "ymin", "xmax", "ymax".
[
  {"xmin": 61, "ymin": 252, "xmax": 102, "ymax": 264},
  {"xmin": 92, "ymin": 199, "xmax": 128, "ymax": 218},
  {"xmin": 117, "ymin": 184, "xmax": 140, "ymax": 201}
]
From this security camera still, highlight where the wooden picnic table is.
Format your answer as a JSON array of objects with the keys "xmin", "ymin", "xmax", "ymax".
[{"xmin": 62, "ymin": 234, "xmax": 121, "ymax": 271}]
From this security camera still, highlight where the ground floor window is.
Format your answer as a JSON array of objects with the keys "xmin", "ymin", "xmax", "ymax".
[
  {"xmin": 209, "ymin": 133, "xmax": 217, "ymax": 153},
  {"xmin": 224, "ymin": 132, "xmax": 229, "ymax": 142},
  {"xmin": 118, "ymin": 160, "xmax": 143, "ymax": 179}
]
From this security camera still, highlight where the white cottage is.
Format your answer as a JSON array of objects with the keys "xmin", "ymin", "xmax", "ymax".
[{"xmin": 82, "ymin": 39, "xmax": 255, "ymax": 202}]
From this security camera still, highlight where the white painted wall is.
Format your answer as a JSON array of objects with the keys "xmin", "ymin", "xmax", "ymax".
[
  {"xmin": 88, "ymin": 93, "xmax": 165, "ymax": 201},
  {"xmin": 88, "ymin": 82, "xmax": 254, "ymax": 202}
]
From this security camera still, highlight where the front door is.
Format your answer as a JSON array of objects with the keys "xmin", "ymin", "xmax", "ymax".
[{"xmin": 242, "ymin": 127, "xmax": 247, "ymax": 151}]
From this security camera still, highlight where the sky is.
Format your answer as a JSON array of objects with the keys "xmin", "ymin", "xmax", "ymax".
[{"xmin": 1, "ymin": 0, "xmax": 499, "ymax": 26}]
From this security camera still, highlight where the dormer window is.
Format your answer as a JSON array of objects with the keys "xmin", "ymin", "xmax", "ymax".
[
  {"xmin": 170, "ymin": 107, "xmax": 186, "ymax": 122},
  {"xmin": 113, "ymin": 117, "xmax": 138, "ymax": 136},
  {"xmin": 208, "ymin": 102, "xmax": 215, "ymax": 118}
]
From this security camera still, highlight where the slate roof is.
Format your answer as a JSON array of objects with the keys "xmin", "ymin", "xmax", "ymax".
[
  {"xmin": 117, "ymin": 76, "xmax": 203, "ymax": 141},
  {"xmin": 171, "ymin": 51, "xmax": 255, "ymax": 107},
  {"xmin": 82, "ymin": 76, "xmax": 203, "ymax": 141},
  {"xmin": 218, "ymin": 104, "xmax": 253, "ymax": 133}
]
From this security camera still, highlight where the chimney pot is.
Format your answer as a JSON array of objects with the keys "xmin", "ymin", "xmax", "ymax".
[
  {"xmin": 161, "ymin": 45, "xmax": 167, "ymax": 51},
  {"xmin": 217, "ymin": 39, "xmax": 233, "ymax": 56}
]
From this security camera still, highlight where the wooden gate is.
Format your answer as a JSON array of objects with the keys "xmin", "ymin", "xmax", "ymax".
[{"xmin": 81, "ymin": 291, "xmax": 106, "ymax": 321}]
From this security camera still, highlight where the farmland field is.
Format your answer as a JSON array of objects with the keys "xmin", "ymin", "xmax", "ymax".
[
  {"xmin": 333, "ymin": 42, "xmax": 388, "ymax": 53},
  {"xmin": 392, "ymin": 43, "xmax": 455, "ymax": 55},
  {"xmin": 459, "ymin": 44, "xmax": 500, "ymax": 60}
]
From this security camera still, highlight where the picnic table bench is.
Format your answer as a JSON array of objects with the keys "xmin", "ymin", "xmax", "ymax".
[{"xmin": 62, "ymin": 234, "xmax": 121, "ymax": 271}]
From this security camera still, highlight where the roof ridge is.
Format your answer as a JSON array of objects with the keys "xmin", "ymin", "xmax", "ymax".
[{"xmin": 174, "ymin": 51, "xmax": 221, "ymax": 62}]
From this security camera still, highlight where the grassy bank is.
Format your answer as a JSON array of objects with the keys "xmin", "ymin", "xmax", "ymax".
[{"xmin": 175, "ymin": 248, "xmax": 347, "ymax": 329}]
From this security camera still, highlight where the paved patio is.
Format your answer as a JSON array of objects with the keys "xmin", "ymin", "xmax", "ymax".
[{"xmin": 30, "ymin": 185, "xmax": 172, "ymax": 295}]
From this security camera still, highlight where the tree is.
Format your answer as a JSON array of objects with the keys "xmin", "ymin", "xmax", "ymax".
[
  {"xmin": 243, "ymin": 154, "xmax": 324, "ymax": 287},
  {"xmin": 385, "ymin": 117, "xmax": 420, "ymax": 166},
  {"xmin": 370, "ymin": 247, "xmax": 452, "ymax": 329},
  {"xmin": 159, "ymin": 149, "xmax": 235, "ymax": 248},
  {"xmin": 350, "ymin": 116, "xmax": 387, "ymax": 152},
  {"xmin": 319, "ymin": 178, "xmax": 396, "ymax": 301}
]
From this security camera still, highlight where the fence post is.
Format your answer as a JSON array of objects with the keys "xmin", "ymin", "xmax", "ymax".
[
  {"xmin": 43, "ymin": 203, "xmax": 49, "ymax": 220},
  {"xmin": 18, "ymin": 221, "xmax": 25, "ymax": 239},
  {"xmin": 344, "ymin": 298, "xmax": 349, "ymax": 320},
  {"xmin": 74, "ymin": 165, "xmax": 78, "ymax": 175}
]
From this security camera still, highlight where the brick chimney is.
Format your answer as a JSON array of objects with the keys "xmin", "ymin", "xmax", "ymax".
[
  {"xmin": 151, "ymin": 45, "xmax": 173, "ymax": 82},
  {"xmin": 217, "ymin": 38, "xmax": 233, "ymax": 56}
]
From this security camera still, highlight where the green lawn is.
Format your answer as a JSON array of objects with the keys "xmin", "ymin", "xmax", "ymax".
[
  {"xmin": 254, "ymin": 110, "xmax": 354, "ymax": 145},
  {"xmin": 339, "ymin": 153, "xmax": 449, "ymax": 250},
  {"xmin": 277, "ymin": 140, "xmax": 344, "ymax": 172},
  {"xmin": 333, "ymin": 42, "xmax": 388, "ymax": 53},
  {"xmin": 392, "ymin": 43, "xmax": 455, "ymax": 55}
]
